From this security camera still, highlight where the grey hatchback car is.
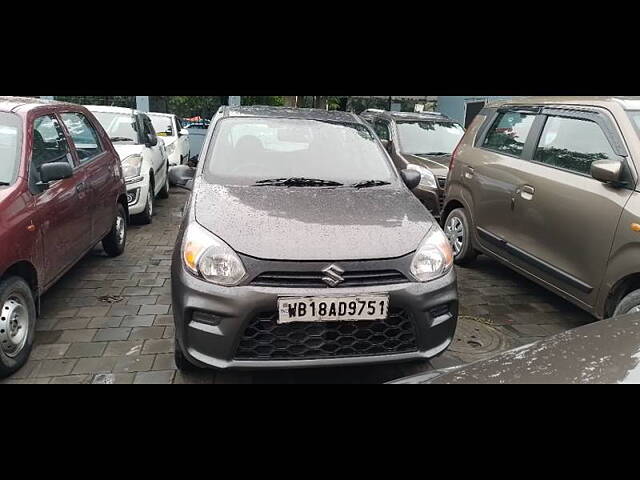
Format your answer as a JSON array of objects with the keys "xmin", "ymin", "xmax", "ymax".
[{"xmin": 169, "ymin": 106, "xmax": 458, "ymax": 370}]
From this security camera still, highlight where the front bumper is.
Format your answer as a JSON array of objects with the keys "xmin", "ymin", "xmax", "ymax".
[
  {"xmin": 126, "ymin": 177, "xmax": 150, "ymax": 215},
  {"xmin": 172, "ymin": 260, "xmax": 458, "ymax": 370}
]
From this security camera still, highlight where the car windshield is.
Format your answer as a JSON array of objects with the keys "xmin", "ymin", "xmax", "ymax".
[
  {"xmin": 91, "ymin": 111, "xmax": 139, "ymax": 144},
  {"xmin": 149, "ymin": 115, "xmax": 174, "ymax": 137},
  {"xmin": 0, "ymin": 113, "xmax": 22, "ymax": 186},
  {"xmin": 204, "ymin": 117, "xmax": 395, "ymax": 186},
  {"xmin": 396, "ymin": 120, "xmax": 465, "ymax": 155}
]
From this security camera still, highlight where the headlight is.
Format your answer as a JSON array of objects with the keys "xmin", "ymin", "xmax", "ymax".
[
  {"xmin": 406, "ymin": 164, "xmax": 437, "ymax": 189},
  {"xmin": 121, "ymin": 155, "xmax": 143, "ymax": 180},
  {"xmin": 410, "ymin": 227, "xmax": 454, "ymax": 282},
  {"xmin": 182, "ymin": 223, "xmax": 247, "ymax": 286}
]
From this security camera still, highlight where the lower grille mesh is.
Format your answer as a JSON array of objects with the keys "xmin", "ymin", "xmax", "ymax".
[{"xmin": 235, "ymin": 308, "xmax": 417, "ymax": 360}]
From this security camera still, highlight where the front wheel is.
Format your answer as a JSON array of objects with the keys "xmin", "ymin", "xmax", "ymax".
[
  {"xmin": 444, "ymin": 208, "xmax": 478, "ymax": 266},
  {"xmin": 613, "ymin": 289, "xmax": 640, "ymax": 317},
  {"xmin": 102, "ymin": 204, "xmax": 127, "ymax": 257},
  {"xmin": 0, "ymin": 277, "xmax": 37, "ymax": 378}
]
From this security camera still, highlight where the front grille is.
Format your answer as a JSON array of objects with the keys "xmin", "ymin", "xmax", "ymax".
[
  {"xmin": 437, "ymin": 176, "xmax": 447, "ymax": 189},
  {"xmin": 235, "ymin": 308, "xmax": 418, "ymax": 360},
  {"xmin": 250, "ymin": 270, "xmax": 408, "ymax": 288}
]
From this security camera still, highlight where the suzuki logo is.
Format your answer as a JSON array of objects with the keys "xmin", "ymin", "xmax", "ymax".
[{"xmin": 322, "ymin": 264, "xmax": 345, "ymax": 287}]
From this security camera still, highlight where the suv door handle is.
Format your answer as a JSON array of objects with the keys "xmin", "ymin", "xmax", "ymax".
[
  {"xmin": 465, "ymin": 167, "xmax": 475, "ymax": 179},
  {"xmin": 521, "ymin": 185, "xmax": 535, "ymax": 200}
]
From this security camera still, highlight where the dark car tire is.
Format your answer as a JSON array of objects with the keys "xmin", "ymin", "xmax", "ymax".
[
  {"xmin": 102, "ymin": 204, "xmax": 127, "ymax": 257},
  {"xmin": 134, "ymin": 183, "xmax": 154, "ymax": 225},
  {"xmin": 444, "ymin": 208, "xmax": 478, "ymax": 266},
  {"xmin": 174, "ymin": 339, "xmax": 198, "ymax": 371},
  {"xmin": 158, "ymin": 164, "xmax": 170, "ymax": 199},
  {"xmin": 0, "ymin": 277, "xmax": 37, "ymax": 378},
  {"xmin": 613, "ymin": 289, "xmax": 640, "ymax": 316}
]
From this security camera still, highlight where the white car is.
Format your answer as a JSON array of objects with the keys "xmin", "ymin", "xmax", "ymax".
[
  {"xmin": 86, "ymin": 105, "xmax": 170, "ymax": 224},
  {"xmin": 148, "ymin": 112, "xmax": 190, "ymax": 167}
]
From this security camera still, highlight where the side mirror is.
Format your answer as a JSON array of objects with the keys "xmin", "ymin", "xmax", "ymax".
[
  {"xmin": 169, "ymin": 165, "xmax": 196, "ymax": 190},
  {"xmin": 145, "ymin": 133, "xmax": 158, "ymax": 147},
  {"xmin": 591, "ymin": 159, "xmax": 623, "ymax": 184},
  {"xmin": 400, "ymin": 169, "xmax": 421, "ymax": 190},
  {"xmin": 39, "ymin": 162, "xmax": 73, "ymax": 188},
  {"xmin": 179, "ymin": 128, "xmax": 189, "ymax": 136}
]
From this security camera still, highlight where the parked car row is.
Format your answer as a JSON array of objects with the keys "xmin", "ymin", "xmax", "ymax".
[
  {"xmin": 3, "ymin": 95, "xmax": 640, "ymax": 383},
  {"xmin": 0, "ymin": 97, "xmax": 129, "ymax": 376},
  {"xmin": 0, "ymin": 97, "xmax": 187, "ymax": 376}
]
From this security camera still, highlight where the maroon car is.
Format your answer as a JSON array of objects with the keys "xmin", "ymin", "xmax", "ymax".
[{"xmin": 0, "ymin": 97, "xmax": 128, "ymax": 377}]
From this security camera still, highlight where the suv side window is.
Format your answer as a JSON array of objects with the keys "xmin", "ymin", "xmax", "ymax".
[
  {"xmin": 482, "ymin": 111, "xmax": 536, "ymax": 157},
  {"xmin": 30, "ymin": 115, "xmax": 74, "ymax": 187},
  {"xmin": 374, "ymin": 119, "xmax": 390, "ymax": 141},
  {"xmin": 534, "ymin": 116, "xmax": 616, "ymax": 176},
  {"xmin": 60, "ymin": 112, "xmax": 104, "ymax": 164}
]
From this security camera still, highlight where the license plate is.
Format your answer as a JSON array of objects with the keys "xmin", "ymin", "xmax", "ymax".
[{"xmin": 277, "ymin": 295, "xmax": 389, "ymax": 324}]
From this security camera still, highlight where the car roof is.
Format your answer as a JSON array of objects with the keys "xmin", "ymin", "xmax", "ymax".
[
  {"xmin": 224, "ymin": 105, "xmax": 363, "ymax": 124},
  {"xmin": 147, "ymin": 112, "xmax": 175, "ymax": 118},
  {"xmin": 487, "ymin": 96, "xmax": 640, "ymax": 111},
  {"xmin": 84, "ymin": 104, "xmax": 139, "ymax": 116},
  {"xmin": 361, "ymin": 108, "xmax": 454, "ymax": 122},
  {"xmin": 0, "ymin": 96, "xmax": 74, "ymax": 114}
]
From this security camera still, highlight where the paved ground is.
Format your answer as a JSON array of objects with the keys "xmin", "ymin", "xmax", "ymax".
[{"xmin": 1, "ymin": 189, "xmax": 594, "ymax": 384}]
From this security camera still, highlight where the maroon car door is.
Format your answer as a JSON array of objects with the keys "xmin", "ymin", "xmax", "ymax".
[
  {"xmin": 29, "ymin": 114, "xmax": 92, "ymax": 287},
  {"xmin": 59, "ymin": 111, "xmax": 114, "ymax": 242}
]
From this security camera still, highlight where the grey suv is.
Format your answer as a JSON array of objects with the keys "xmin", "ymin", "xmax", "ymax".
[
  {"xmin": 444, "ymin": 97, "xmax": 640, "ymax": 319},
  {"xmin": 168, "ymin": 106, "xmax": 458, "ymax": 370},
  {"xmin": 361, "ymin": 110, "xmax": 465, "ymax": 219}
]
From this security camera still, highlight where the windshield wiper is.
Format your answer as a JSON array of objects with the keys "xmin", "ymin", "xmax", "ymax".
[
  {"xmin": 0, "ymin": 181, "xmax": 10, "ymax": 186},
  {"xmin": 110, "ymin": 136, "xmax": 134, "ymax": 143},
  {"xmin": 415, "ymin": 152, "xmax": 451, "ymax": 156},
  {"xmin": 349, "ymin": 180, "xmax": 391, "ymax": 189},
  {"xmin": 253, "ymin": 177, "xmax": 344, "ymax": 187}
]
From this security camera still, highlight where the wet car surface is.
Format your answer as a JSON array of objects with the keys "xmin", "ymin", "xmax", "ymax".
[{"xmin": 0, "ymin": 189, "xmax": 593, "ymax": 384}]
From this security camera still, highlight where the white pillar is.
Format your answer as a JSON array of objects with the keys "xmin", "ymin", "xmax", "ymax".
[{"xmin": 136, "ymin": 96, "xmax": 150, "ymax": 112}]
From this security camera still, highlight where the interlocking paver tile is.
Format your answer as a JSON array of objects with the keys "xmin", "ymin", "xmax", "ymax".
[
  {"xmin": 93, "ymin": 328, "xmax": 132, "ymax": 342},
  {"xmin": 113, "ymin": 355, "xmax": 155, "ymax": 373},
  {"xmin": 65, "ymin": 342, "xmax": 107, "ymax": 358},
  {"xmin": 142, "ymin": 339, "xmax": 174, "ymax": 355},
  {"xmin": 139, "ymin": 305, "xmax": 170, "ymax": 316},
  {"xmin": 121, "ymin": 315, "xmax": 155, "ymax": 327},
  {"xmin": 31, "ymin": 343, "xmax": 71, "ymax": 360},
  {"xmin": 134, "ymin": 370, "xmax": 175, "ymax": 384},
  {"xmin": 88, "ymin": 317, "xmax": 123, "ymax": 329},
  {"xmin": 103, "ymin": 340, "xmax": 144, "ymax": 357},
  {"xmin": 129, "ymin": 327, "xmax": 164, "ymax": 340},
  {"xmin": 72, "ymin": 357, "xmax": 118, "ymax": 375},
  {"xmin": 59, "ymin": 329, "xmax": 99, "ymax": 343}
]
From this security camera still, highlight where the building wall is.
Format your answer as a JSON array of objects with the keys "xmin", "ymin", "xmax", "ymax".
[{"xmin": 437, "ymin": 96, "xmax": 514, "ymax": 124}]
